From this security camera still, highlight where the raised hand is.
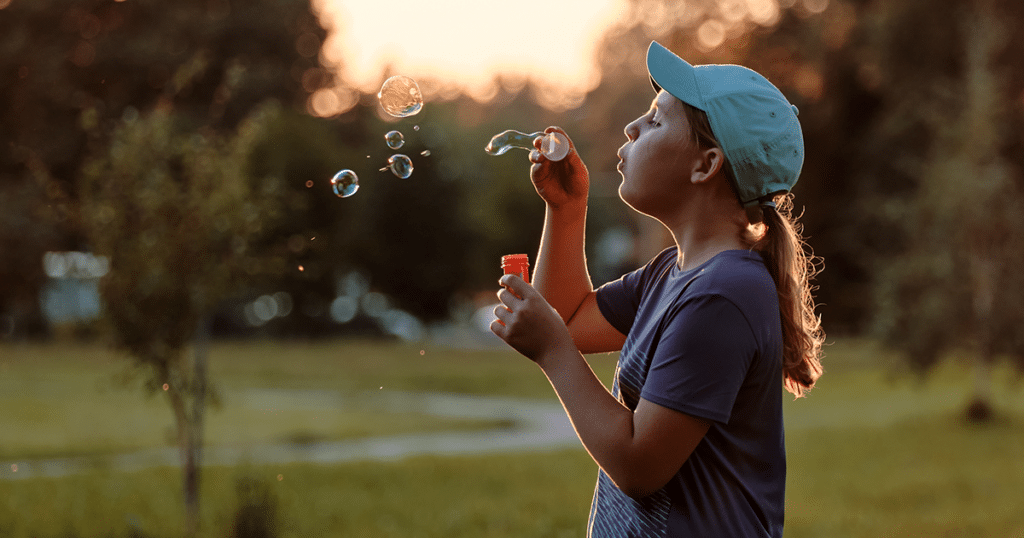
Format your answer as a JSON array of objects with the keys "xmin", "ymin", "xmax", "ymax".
[{"xmin": 529, "ymin": 127, "xmax": 590, "ymax": 210}]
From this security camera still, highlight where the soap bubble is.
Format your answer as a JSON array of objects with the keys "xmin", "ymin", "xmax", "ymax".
[
  {"xmin": 378, "ymin": 75, "xmax": 423, "ymax": 118},
  {"xmin": 387, "ymin": 154, "xmax": 413, "ymax": 179},
  {"xmin": 385, "ymin": 130, "xmax": 405, "ymax": 149},
  {"xmin": 331, "ymin": 169, "xmax": 359, "ymax": 197},
  {"xmin": 485, "ymin": 130, "xmax": 569, "ymax": 161},
  {"xmin": 420, "ymin": 150, "xmax": 431, "ymax": 156}
]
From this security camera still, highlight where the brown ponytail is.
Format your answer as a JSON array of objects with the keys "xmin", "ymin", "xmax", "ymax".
[
  {"xmin": 682, "ymin": 101, "xmax": 825, "ymax": 397},
  {"xmin": 751, "ymin": 196, "xmax": 824, "ymax": 397}
]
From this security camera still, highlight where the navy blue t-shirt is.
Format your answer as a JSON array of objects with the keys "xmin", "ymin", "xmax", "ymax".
[{"xmin": 589, "ymin": 247, "xmax": 785, "ymax": 538}]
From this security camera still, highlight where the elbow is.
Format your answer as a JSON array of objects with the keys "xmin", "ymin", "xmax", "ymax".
[
  {"xmin": 623, "ymin": 483, "xmax": 667, "ymax": 501},
  {"xmin": 613, "ymin": 475, "xmax": 671, "ymax": 501},
  {"xmin": 618, "ymin": 486, "xmax": 661, "ymax": 502}
]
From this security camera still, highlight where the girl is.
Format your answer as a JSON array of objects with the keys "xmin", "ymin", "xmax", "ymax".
[{"xmin": 490, "ymin": 41, "xmax": 824, "ymax": 537}]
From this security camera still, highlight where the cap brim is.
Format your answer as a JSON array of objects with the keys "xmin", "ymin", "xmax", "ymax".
[{"xmin": 646, "ymin": 41, "xmax": 705, "ymax": 110}]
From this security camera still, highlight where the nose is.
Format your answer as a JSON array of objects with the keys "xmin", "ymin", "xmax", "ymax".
[{"xmin": 624, "ymin": 117, "xmax": 640, "ymax": 141}]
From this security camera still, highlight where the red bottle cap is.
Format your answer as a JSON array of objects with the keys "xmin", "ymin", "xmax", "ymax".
[{"xmin": 501, "ymin": 254, "xmax": 529, "ymax": 284}]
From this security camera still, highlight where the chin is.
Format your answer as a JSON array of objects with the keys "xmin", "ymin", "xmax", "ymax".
[
  {"xmin": 618, "ymin": 183, "xmax": 672, "ymax": 221},
  {"xmin": 617, "ymin": 182, "xmax": 646, "ymax": 215}
]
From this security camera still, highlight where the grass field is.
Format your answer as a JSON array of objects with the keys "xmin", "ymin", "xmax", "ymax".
[{"xmin": 1, "ymin": 338, "xmax": 1023, "ymax": 537}]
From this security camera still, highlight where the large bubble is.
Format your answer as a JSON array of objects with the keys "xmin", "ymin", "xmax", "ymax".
[
  {"xmin": 377, "ymin": 76, "xmax": 423, "ymax": 118},
  {"xmin": 484, "ymin": 130, "xmax": 569, "ymax": 161}
]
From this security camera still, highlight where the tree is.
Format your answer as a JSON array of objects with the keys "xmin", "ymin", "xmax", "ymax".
[
  {"xmin": 868, "ymin": 0, "xmax": 1024, "ymax": 421},
  {"xmin": 0, "ymin": 0, "xmax": 331, "ymax": 532},
  {"xmin": 79, "ymin": 103, "xmax": 282, "ymax": 535},
  {"xmin": 0, "ymin": 0, "xmax": 329, "ymax": 336}
]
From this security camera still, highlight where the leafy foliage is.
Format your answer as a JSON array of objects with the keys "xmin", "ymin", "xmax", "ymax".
[
  {"xmin": 79, "ymin": 103, "xmax": 282, "ymax": 374},
  {"xmin": 0, "ymin": 0, "xmax": 328, "ymax": 336}
]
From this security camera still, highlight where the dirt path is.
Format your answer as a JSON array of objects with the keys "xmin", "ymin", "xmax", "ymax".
[
  {"xmin": 4, "ymin": 379, "xmax": 985, "ymax": 481},
  {"xmin": 1, "ymin": 390, "xmax": 578, "ymax": 481}
]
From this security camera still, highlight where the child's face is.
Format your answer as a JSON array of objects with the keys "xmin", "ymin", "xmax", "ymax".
[{"xmin": 615, "ymin": 90, "xmax": 699, "ymax": 216}]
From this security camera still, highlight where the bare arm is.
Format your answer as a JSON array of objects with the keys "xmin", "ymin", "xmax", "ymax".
[
  {"xmin": 491, "ymin": 275, "xmax": 709, "ymax": 498},
  {"xmin": 529, "ymin": 128, "xmax": 626, "ymax": 354},
  {"xmin": 529, "ymin": 128, "xmax": 592, "ymax": 322},
  {"xmin": 533, "ymin": 203, "xmax": 591, "ymax": 323}
]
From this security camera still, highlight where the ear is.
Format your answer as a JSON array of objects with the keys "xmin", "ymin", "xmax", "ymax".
[{"xmin": 689, "ymin": 147, "xmax": 725, "ymax": 185}]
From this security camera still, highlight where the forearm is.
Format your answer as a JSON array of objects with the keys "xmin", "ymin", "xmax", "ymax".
[
  {"xmin": 536, "ymin": 343, "xmax": 644, "ymax": 495},
  {"xmin": 533, "ymin": 203, "xmax": 592, "ymax": 323}
]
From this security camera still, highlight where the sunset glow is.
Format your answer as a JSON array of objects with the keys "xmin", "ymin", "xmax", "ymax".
[{"xmin": 310, "ymin": 0, "xmax": 628, "ymax": 113}]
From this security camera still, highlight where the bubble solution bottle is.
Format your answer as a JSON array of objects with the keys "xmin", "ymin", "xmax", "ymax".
[{"xmin": 501, "ymin": 254, "xmax": 530, "ymax": 284}]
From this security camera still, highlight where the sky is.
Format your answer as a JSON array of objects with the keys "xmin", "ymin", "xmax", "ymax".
[{"xmin": 309, "ymin": 0, "xmax": 630, "ymax": 114}]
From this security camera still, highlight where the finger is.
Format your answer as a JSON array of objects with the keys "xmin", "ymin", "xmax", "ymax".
[
  {"xmin": 497, "ymin": 285, "xmax": 523, "ymax": 307},
  {"xmin": 544, "ymin": 126, "xmax": 574, "ymax": 150},
  {"xmin": 489, "ymin": 317, "xmax": 507, "ymax": 338},
  {"xmin": 492, "ymin": 303, "xmax": 511, "ymax": 324},
  {"xmin": 499, "ymin": 274, "xmax": 530, "ymax": 298},
  {"xmin": 529, "ymin": 149, "xmax": 543, "ymax": 163}
]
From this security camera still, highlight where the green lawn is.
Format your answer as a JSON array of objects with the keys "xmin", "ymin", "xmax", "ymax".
[
  {"xmin": 0, "ymin": 340, "xmax": 607, "ymax": 460},
  {"xmin": 1, "ymin": 338, "xmax": 1023, "ymax": 537}
]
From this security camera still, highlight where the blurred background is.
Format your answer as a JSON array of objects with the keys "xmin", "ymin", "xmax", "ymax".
[{"xmin": 2, "ymin": 0, "xmax": 1023, "ymax": 536}]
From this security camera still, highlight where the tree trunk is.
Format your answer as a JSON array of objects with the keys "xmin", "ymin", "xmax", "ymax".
[
  {"xmin": 167, "ymin": 318, "xmax": 211, "ymax": 537},
  {"xmin": 167, "ymin": 383, "xmax": 199, "ymax": 536},
  {"xmin": 967, "ymin": 249, "xmax": 996, "ymax": 423},
  {"xmin": 966, "ymin": 358, "xmax": 994, "ymax": 423},
  {"xmin": 188, "ymin": 317, "xmax": 210, "ymax": 535}
]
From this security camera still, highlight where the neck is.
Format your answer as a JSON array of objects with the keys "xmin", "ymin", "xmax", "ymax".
[{"xmin": 662, "ymin": 195, "xmax": 746, "ymax": 272}]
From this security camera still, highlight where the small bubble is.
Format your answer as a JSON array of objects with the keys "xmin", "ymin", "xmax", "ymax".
[
  {"xmin": 331, "ymin": 169, "xmax": 359, "ymax": 198},
  {"xmin": 277, "ymin": 474, "xmax": 283, "ymax": 481},
  {"xmin": 305, "ymin": 180, "xmax": 314, "ymax": 188},
  {"xmin": 379, "ymin": 386, "xmax": 383, "ymax": 390},
  {"xmin": 385, "ymin": 130, "xmax": 405, "ymax": 149},
  {"xmin": 298, "ymin": 265, "xmax": 304, "ymax": 272},
  {"xmin": 419, "ymin": 349, "xmax": 425, "ymax": 355},
  {"xmin": 388, "ymin": 154, "xmax": 413, "ymax": 179},
  {"xmin": 366, "ymin": 155, "xmax": 371, "ymax": 159},
  {"xmin": 11, "ymin": 464, "xmax": 17, "ymax": 473},
  {"xmin": 162, "ymin": 383, "xmax": 169, "ymax": 391},
  {"xmin": 377, "ymin": 75, "xmax": 423, "ymax": 118},
  {"xmin": 413, "ymin": 125, "xmax": 420, "ymax": 131},
  {"xmin": 420, "ymin": 150, "xmax": 431, "ymax": 157}
]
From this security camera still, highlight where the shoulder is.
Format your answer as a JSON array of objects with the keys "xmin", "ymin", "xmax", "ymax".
[
  {"xmin": 646, "ymin": 246, "xmax": 680, "ymax": 277},
  {"xmin": 687, "ymin": 251, "xmax": 777, "ymax": 310},
  {"xmin": 628, "ymin": 246, "xmax": 681, "ymax": 292}
]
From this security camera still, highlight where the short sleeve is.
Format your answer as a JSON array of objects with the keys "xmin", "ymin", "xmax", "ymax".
[
  {"xmin": 640, "ymin": 294, "xmax": 756, "ymax": 424},
  {"xmin": 596, "ymin": 248, "xmax": 675, "ymax": 336}
]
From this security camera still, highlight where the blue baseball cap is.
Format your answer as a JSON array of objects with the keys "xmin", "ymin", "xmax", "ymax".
[{"xmin": 646, "ymin": 41, "xmax": 804, "ymax": 207}]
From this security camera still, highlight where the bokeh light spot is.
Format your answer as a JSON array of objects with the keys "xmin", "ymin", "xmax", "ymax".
[{"xmin": 697, "ymin": 20, "xmax": 726, "ymax": 51}]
